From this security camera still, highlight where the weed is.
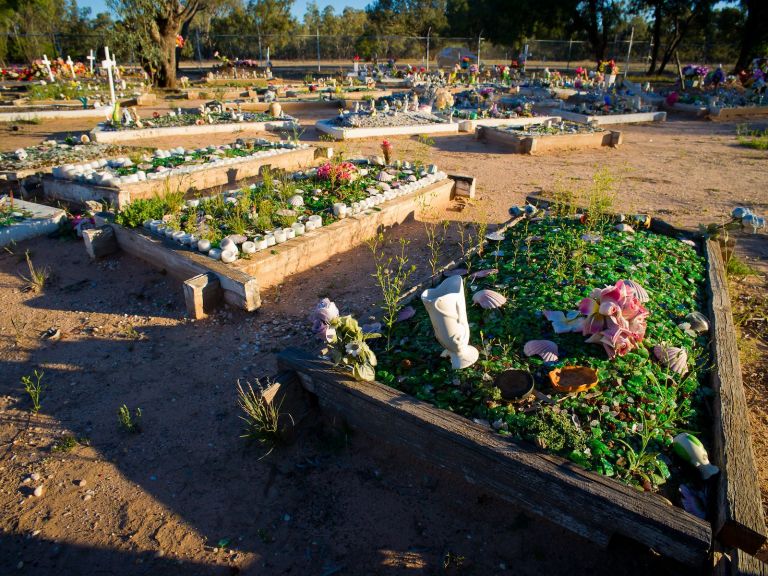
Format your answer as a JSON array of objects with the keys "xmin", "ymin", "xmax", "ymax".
[
  {"xmin": 118, "ymin": 404, "xmax": 142, "ymax": 433},
  {"xmin": 20, "ymin": 250, "xmax": 50, "ymax": 292},
  {"xmin": 583, "ymin": 168, "xmax": 616, "ymax": 233},
  {"xmin": 12, "ymin": 117, "xmax": 43, "ymax": 125},
  {"xmin": 21, "ymin": 370, "xmax": 44, "ymax": 413},
  {"xmin": 367, "ymin": 234, "xmax": 417, "ymax": 349},
  {"xmin": 736, "ymin": 124, "xmax": 768, "ymax": 150},
  {"xmin": 424, "ymin": 219, "xmax": 450, "ymax": 279},
  {"xmin": 726, "ymin": 254, "xmax": 756, "ymax": 277},
  {"xmin": 237, "ymin": 379, "xmax": 290, "ymax": 458},
  {"xmin": 52, "ymin": 435, "xmax": 89, "ymax": 452}
]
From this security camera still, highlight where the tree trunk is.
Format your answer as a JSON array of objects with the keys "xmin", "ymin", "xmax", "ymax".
[
  {"xmin": 647, "ymin": 0, "xmax": 662, "ymax": 75},
  {"xmin": 155, "ymin": 20, "xmax": 180, "ymax": 89},
  {"xmin": 735, "ymin": 0, "xmax": 768, "ymax": 72}
]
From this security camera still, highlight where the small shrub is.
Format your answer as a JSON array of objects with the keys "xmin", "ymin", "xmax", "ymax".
[
  {"xmin": 21, "ymin": 370, "xmax": 44, "ymax": 413},
  {"xmin": 237, "ymin": 379, "xmax": 290, "ymax": 458},
  {"xmin": 20, "ymin": 250, "xmax": 50, "ymax": 292},
  {"xmin": 118, "ymin": 404, "xmax": 142, "ymax": 433},
  {"xmin": 726, "ymin": 254, "xmax": 756, "ymax": 277}
]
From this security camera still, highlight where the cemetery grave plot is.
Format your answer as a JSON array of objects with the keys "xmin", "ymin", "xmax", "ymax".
[
  {"xmin": 89, "ymin": 106, "xmax": 297, "ymax": 143},
  {"xmin": 0, "ymin": 195, "xmax": 66, "ymax": 247},
  {"xmin": 0, "ymin": 138, "xmax": 138, "ymax": 186},
  {"xmin": 0, "ymin": 103, "xmax": 112, "ymax": 122},
  {"xmin": 540, "ymin": 95, "xmax": 667, "ymax": 125},
  {"xmin": 273, "ymin": 204, "xmax": 766, "ymax": 569},
  {"xmin": 87, "ymin": 160, "xmax": 464, "ymax": 316},
  {"xmin": 478, "ymin": 120, "xmax": 622, "ymax": 154},
  {"xmin": 434, "ymin": 87, "xmax": 563, "ymax": 131},
  {"xmin": 42, "ymin": 140, "xmax": 319, "ymax": 209},
  {"xmin": 316, "ymin": 108, "xmax": 459, "ymax": 140}
]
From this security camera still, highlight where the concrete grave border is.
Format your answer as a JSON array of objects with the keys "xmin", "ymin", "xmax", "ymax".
[
  {"xmin": 90, "ymin": 119, "xmax": 298, "ymax": 143},
  {"xmin": 42, "ymin": 145, "xmax": 322, "ymax": 209}
]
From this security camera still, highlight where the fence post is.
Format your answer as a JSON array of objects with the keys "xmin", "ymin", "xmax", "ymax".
[
  {"xmin": 623, "ymin": 26, "xmax": 634, "ymax": 80},
  {"xmin": 195, "ymin": 29, "xmax": 202, "ymax": 72},
  {"xmin": 426, "ymin": 27, "xmax": 431, "ymax": 71},
  {"xmin": 316, "ymin": 27, "xmax": 320, "ymax": 72},
  {"xmin": 566, "ymin": 38, "xmax": 573, "ymax": 71},
  {"xmin": 477, "ymin": 33, "xmax": 482, "ymax": 68}
]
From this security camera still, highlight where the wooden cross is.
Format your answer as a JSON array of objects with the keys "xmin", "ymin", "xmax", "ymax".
[
  {"xmin": 41, "ymin": 54, "xmax": 55, "ymax": 82},
  {"xmin": 87, "ymin": 50, "xmax": 95, "ymax": 74},
  {"xmin": 101, "ymin": 47, "xmax": 117, "ymax": 107},
  {"xmin": 66, "ymin": 55, "xmax": 75, "ymax": 78}
]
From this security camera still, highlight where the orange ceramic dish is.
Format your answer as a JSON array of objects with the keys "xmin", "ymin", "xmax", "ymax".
[{"xmin": 548, "ymin": 366, "xmax": 599, "ymax": 394}]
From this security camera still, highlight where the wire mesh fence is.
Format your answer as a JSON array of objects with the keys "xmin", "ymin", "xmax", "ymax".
[{"xmin": 1, "ymin": 32, "xmax": 740, "ymax": 75}]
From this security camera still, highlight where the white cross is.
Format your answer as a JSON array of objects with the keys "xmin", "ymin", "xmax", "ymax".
[
  {"xmin": 101, "ymin": 47, "xmax": 117, "ymax": 107},
  {"xmin": 66, "ymin": 55, "xmax": 75, "ymax": 78},
  {"xmin": 41, "ymin": 54, "xmax": 55, "ymax": 82},
  {"xmin": 87, "ymin": 50, "xmax": 95, "ymax": 74}
]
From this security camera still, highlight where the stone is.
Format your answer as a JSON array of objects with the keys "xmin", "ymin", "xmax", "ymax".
[{"xmin": 33, "ymin": 485, "xmax": 44, "ymax": 497}]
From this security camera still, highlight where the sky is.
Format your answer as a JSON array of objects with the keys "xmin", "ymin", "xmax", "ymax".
[{"xmin": 77, "ymin": 0, "xmax": 370, "ymax": 19}]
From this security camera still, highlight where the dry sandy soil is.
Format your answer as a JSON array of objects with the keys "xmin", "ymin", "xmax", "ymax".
[{"xmin": 0, "ymin": 103, "xmax": 766, "ymax": 575}]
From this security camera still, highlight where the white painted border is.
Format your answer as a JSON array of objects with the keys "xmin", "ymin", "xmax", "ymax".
[
  {"xmin": 0, "ymin": 106, "xmax": 111, "ymax": 123},
  {"xmin": 550, "ymin": 110, "xmax": 667, "ymax": 125},
  {"xmin": 315, "ymin": 118, "xmax": 459, "ymax": 140},
  {"xmin": 90, "ymin": 119, "xmax": 298, "ymax": 143}
]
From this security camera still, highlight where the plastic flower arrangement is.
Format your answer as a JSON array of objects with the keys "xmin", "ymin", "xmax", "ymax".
[
  {"xmin": 545, "ymin": 280, "xmax": 648, "ymax": 360},
  {"xmin": 176, "ymin": 35, "xmax": 185, "ymax": 48},
  {"xmin": 579, "ymin": 280, "xmax": 649, "ymax": 359},
  {"xmin": 316, "ymin": 161, "xmax": 357, "ymax": 183},
  {"xmin": 575, "ymin": 66, "xmax": 587, "ymax": 78},
  {"xmin": 598, "ymin": 60, "xmax": 619, "ymax": 75},
  {"xmin": 310, "ymin": 298, "xmax": 380, "ymax": 381}
]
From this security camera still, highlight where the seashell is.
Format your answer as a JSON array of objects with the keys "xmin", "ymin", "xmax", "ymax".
[
  {"xmin": 472, "ymin": 289, "xmax": 506, "ymax": 309},
  {"xmin": 361, "ymin": 322, "xmax": 382, "ymax": 334},
  {"xmin": 632, "ymin": 214, "xmax": 651, "ymax": 228},
  {"xmin": 444, "ymin": 268, "xmax": 468, "ymax": 277},
  {"xmin": 485, "ymin": 231, "xmax": 505, "ymax": 242},
  {"xmin": 396, "ymin": 306, "xmax": 415, "ymax": 322},
  {"xmin": 581, "ymin": 233, "xmax": 601, "ymax": 243},
  {"xmin": 732, "ymin": 206, "xmax": 751, "ymax": 219},
  {"xmin": 287, "ymin": 194, "xmax": 304, "ymax": 207},
  {"xmin": 377, "ymin": 171, "xmax": 395, "ymax": 182},
  {"xmin": 622, "ymin": 279, "xmax": 649, "ymax": 303},
  {"xmin": 679, "ymin": 484, "xmax": 707, "ymax": 519},
  {"xmin": 523, "ymin": 339, "xmax": 559, "ymax": 363},
  {"xmin": 615, "ymin": 223, "xmax": 635, "ymax": 233},
  {"xmin": 221, "ymin": 249, "xmax": 238, "ymax": 263},
  {"xmin": 220, "ymin": 237, "xmax": 239, "ymax": 253},
  {"xmin": 681, "ymin": 238, "xmax": 697, "ymax": 248},
  {"xmin": 684, "ymin": 311, "xmax": 709, "ymax": 334},
  {"xmin": 653, "ymin": 345, "xmax": 688, "ymax": 375},
  {"xmin": 468, "ymin": 268, "xmax": 498, "ymax": 280}
]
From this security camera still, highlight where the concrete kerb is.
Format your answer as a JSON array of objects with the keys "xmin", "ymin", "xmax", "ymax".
[
  {"xmin": 315, "ymin": 118, "xmax": 460, "ymax": 140},
  {"xmin": 89, "ymin": 119, "xmax": 298, "ymax": 143},
  {"xmin": 0, "ymin": 196, "xmax": 66, "ymax": 247}
]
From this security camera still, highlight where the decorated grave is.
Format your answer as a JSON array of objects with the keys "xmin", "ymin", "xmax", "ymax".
[
  {"xmin": 316, "ymin": 95, "xmax": 458, "ymax": 140},
  {"xmin": 0, "ymin": 194, "xmax": 66, "ymax": 247},
  {"xmin": 478, "ymin": 120, "xmax": 622, "ymax": 154},
  {"xmin": 273, "ymin": 200, "xmax": 766, "ymax": 568},
  {"xmin": 541, "ymin": 93, "xmax": 667, "ymax": 125},
  {"xmin": 42, "ymin": 139, "xmax": 318, "ymax": 209},
  {"xmin": 86, "ymin": 159, "xmax": 467, "ymax": 316},
  {"xmin": 90, "ymin": 100, "xmax": 296, "ymax": 143}
]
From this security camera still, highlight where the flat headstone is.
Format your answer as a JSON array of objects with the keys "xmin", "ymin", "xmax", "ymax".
[{"xmin": 0, "ymin": 196, "xmax": 66, "ymax": 247}]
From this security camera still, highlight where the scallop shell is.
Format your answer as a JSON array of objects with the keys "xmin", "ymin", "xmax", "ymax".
[
  {"xmin": 653, "ymin": 345, "xmax": 688, "ymax": 375},
  {"xmin": 523, "ymin": 339, "xmax": 559, "ymax": 363},
  {"xmin": 472, "ymin": 289, "xmax": 507, "ymax": 309},
  {"xmin": 287, "ymin": 194, "xmax": 304, "ymax": 207},
  {"xmin": 468, "ymin": 268, "xmax": 498, "ymax": 280},
  {"xmin": 485, "ymin": 231, "xmax": 505, "ymax": 242},
  {"xmin": 615, "ymin": 223, "xmax": 635, "ymax": 233},
  {"xmin": 622, "ymin": 279, "xmax": 649, "ymax": 303},
  {"xmin": 684, "ymin": 311, "xmax": 709, "ymax": 334},
  {"xmin": 396, "ymin": 306, "xmax": 415, "ymax": 322}
]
